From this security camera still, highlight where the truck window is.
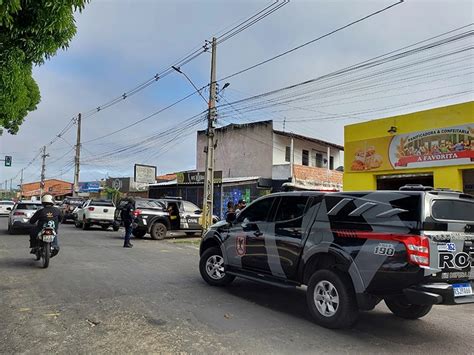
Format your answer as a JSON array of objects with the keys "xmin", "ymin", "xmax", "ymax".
[
  {"xmin": 274, "ymin": 196, "xmax": 309, "ymax": 239},
  {"xmin": 236, "ymin": 197, "xmax": 275, "ymax": 223},
  {"xmin": 431, "ymin": 199, "xmax": 474, "ymax": 222}
]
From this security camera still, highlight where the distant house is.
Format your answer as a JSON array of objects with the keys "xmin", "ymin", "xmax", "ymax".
[
  {"xmin": 196, "ymin": 120, "xmax": 344, "ymax": 190},
  {"xmin": 21, "ymin": 179, "xmax": 73, "ymax": 199}
]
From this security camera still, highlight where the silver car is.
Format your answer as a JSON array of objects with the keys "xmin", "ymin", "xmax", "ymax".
[
  {"xmin": 0, "ymin": 200, "xmax": 14, "ymax": 216},
  {"xmin": 8, "ymin": 201, "xmax": 42, "ymax": 234}
]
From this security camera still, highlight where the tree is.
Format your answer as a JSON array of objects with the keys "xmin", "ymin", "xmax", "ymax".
[{"xmin": 0, "ymin": 0, "xmax": 89, "ymax": 134}]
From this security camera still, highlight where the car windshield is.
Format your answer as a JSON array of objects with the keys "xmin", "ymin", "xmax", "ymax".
[
  {"xmin": 16, "ymin": 203, "xmax": 41, "ymax": 210},
  {"xmin": 91, "ymin": 201, "xmax": 114, "ymax": 207},
  {"xmin": 431, "ymin": 199, "xmax": 474, "ymax": 222}
]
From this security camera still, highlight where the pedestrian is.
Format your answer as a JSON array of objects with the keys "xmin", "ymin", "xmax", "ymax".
[
  {"xmin": 235, "ymin": 199, "xmax": 247, "ymax": 214},
  {"xmin": 121, "ymin": 197, "xmax": 135, "ymax": 248},
  {"xmin": 167, "ymin": 203, "xmax": 180, "ymax": 230},
  {"xmin": 225, "ymin": 200, "xmax": 236, "ymax": 222}
]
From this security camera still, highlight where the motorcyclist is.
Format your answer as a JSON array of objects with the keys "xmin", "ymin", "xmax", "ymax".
[{"xmin": 29, "ymin": 194, "xmax": 61, "ymax": 256}]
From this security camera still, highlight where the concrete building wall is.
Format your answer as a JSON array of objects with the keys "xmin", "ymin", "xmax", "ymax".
[
  {"xmin": 197, "ymin": 122, "xmax": 274, "ymax": 178},
  {"xmin": 272, "ymin": 133, "xmax": 343, "ymax": 169}
]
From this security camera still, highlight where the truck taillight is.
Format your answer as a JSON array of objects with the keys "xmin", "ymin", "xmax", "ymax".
[
  {"xmin": 402, "ymin": 235, "xmax": 430, "ymax": 267},
  {"xmin": 133, "ymin": 209, "xmax": 142, "ymax": 217},
  {"xmin": 88, "ymin": 207, "xmax": 95, "ymax": 211}
]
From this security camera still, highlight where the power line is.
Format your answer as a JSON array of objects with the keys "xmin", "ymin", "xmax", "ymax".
[{"xmin": 218, "ymin": 0, "xmax": 405, "ymax": 82}]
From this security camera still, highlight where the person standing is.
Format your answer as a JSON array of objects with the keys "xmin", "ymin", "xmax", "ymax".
[
  {"xmin": 121, "ymin": 197, "xmax": 135, "ymax": 248},
  {"xmin": 235, "ymin": 199, "xmax": 247, "ymax": 214},
  {"xmin": 225, "ymin": 201, "xmax": 236, "ymax": 222}
]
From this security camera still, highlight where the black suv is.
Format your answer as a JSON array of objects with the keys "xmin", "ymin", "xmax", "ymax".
[
  {"xmin": 114, "ymin": 198, "xmax": 214, "ymax": 240},
  {"xmin": 199, "ymin": 188, "xmax": 474, "ymax": 329}
]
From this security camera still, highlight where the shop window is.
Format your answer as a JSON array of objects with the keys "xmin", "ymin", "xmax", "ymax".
[
  {"xmin": 285, "ymin": 146, "xmax": 291, "ymax": 162},
  {"xmin": 302, "ymin": 150, "xmax": 309, "ymax": 166}
]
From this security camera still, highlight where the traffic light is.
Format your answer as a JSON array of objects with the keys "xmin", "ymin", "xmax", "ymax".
[{"xmin": 4, "ymin": 156, "xmax": 12, "ymax": 167}]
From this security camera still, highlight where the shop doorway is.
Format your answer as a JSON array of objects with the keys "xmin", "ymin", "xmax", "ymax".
[
  {"xmin": 376, "ymin": 174, "xmax": 434, "ymax": 190},
  {"xmin": 463, "ymin": 169, "xmax": 474, "ymax": 195}
]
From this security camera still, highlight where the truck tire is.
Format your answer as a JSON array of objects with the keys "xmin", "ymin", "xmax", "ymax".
[
  {"xmin": 150, "ymin": 222, "xmax": 167, "ymax": 240},
  {"xmin": 199, "ymin": 247, "xmax": 235, "ymax": 286},
  {"xmin": 384, "ymin": 299, "xmax": 433, "ymax": 319},
  {"xmin": 132, "ymin": 229, "xmax": 147, "ymax": 238},
  {"xmin": 306, "ymin": 269, "xmax": 359, "ymax": 329}
]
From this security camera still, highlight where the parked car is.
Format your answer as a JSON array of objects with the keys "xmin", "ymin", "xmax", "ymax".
[
  {"xmin": 74, "ymin": 199, "xmax": 118, "ymax": 231},
  {"xmin": 0, "ymin": 200, "xmax": 15, "ymax": 216},
  {"xmin": 60, "ymin": 197, "xmax": 84, "ymax": 223},
  {"xmin": 7, "ymin": 201, "xmax": 42, "ymax": 234},
  {"xmin": 199, "ymin": 187, "xmax": 474, "ymax": 329},
  {"xmin": 114, "ymin": 197, "xmax": 219, "ymax": 240}
]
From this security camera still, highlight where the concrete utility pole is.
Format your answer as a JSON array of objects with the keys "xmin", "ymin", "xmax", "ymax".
[
  {"xmin": 202, "ymin": 37, "xmax": 217, "ymax": 230},
  {"xmin": 73, "ymin": 113, "xmax": 82, "ymax": 197},
  {"xmin": 40, "ymin": 146, "xmax": 49, "ymax": 197}
]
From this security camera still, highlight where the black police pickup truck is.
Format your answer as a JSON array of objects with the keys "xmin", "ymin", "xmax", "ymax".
[
  {"xmin": 114, "ymin": 197, "xmax": 213, "ymax": 240},
  {"xmin": 199, "ymin": 188, "xmax": 474, "ymax": 329}
]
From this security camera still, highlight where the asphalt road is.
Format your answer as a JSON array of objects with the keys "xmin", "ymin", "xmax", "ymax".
[{"xmin": 0, "ymin": 217, "xmax": 473, "ymax": 354}]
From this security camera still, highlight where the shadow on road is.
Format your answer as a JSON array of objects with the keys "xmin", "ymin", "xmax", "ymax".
[
  {"xmin": 0, "ymin": 257, "xmax": 39, "ymax": 269},
  {"xmin": 222, "ymin": 279, "xmax": 447, "ymax": 344}
]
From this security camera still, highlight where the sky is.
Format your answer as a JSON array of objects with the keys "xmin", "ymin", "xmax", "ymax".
[{"xmin": 1, "ymin": 0, "xmax": 473, "ymax": 186}]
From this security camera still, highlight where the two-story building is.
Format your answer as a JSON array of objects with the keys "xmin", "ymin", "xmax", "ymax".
[
  {"xmin": 196, "ymin": 120, "xmax": 344, "ymax": 190},
  {"xmin": 150, "ymin": 120, "xmax": 344, "ymax": 217}
]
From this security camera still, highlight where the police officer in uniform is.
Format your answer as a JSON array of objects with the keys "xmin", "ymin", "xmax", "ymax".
[
  {"xmin": 121, "ymin": 197, "xmax": 135, "ymax": 248},
  {"xmin": 29, "ymin": 194, "xmax": 61, "ymax": 256}
]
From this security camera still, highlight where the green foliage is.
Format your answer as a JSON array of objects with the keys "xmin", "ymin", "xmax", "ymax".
[
  {"xmin": 0, "ymin": 0, "xmax": 89, "ymax": 134},
  {"xmin": 104, "ymin": 187, "xmax": 122, "ymax": 205}
]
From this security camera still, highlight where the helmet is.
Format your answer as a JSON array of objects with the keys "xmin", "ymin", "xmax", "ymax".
[{"xmin": 41, "ymin": 194, "xmax": 54, "ymax": 205}]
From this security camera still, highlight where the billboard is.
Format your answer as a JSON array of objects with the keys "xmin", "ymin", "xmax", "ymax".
[
  {"xmin": 134, "ymin": 164, "xmax": 156, "ymax": 184},
  {"xmin": 79, "ymin": 181, "xmax": 100, "ymax": 193},
  {"xmin": 346, "ymin": 124, "xmax": 474, "ymax": 172},
  {"xmin": 176, "ymin": 171, "xmax": 223, "ymax": 184}
]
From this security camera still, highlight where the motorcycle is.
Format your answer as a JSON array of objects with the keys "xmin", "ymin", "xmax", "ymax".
[{"xmin": 34, "ymin": 226, "xmax": 56, "ymax": 268}]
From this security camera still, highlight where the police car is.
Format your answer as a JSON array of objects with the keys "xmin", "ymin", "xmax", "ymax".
[{"xmin": 199, "ymin": 186, "xmax": 474, "ymax": 329}]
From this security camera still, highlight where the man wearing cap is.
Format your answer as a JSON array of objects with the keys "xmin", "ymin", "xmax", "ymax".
[{"xmin": 235, "ymin": 199, "xmax": 247, "ymax": 214}]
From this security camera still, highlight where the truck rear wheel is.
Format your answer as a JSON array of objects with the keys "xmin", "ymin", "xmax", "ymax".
[
  {"xmin": 384, "ymin": 299, "xmax": 432, "ymax": 319},
  {"xmin": 150, "ymin": 222, "xmax": 167, "ymax": 240},
  {"xmin": 306, "ymin": 269, "xmax": 359, "ymax": 329}
]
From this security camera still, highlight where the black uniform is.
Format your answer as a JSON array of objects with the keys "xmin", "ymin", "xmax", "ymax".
[
  {"xmin": 29, "ymin": 205, "xmax": 61, "ymax": 249},
  {"xmin": 121, "ymin": 201, "xmax": 134, "ymax": 246}
]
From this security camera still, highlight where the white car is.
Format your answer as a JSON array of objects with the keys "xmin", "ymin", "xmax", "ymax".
[
  {"xmin": 74, "ymin": 199, "xmax": 118, "ymax": 231},
  {"xmin": 0, "ymin": 200, "xmax": 15, "ymax": 216},
  {"xmin": 7, "ymin": 201, "xmax": 42, "ymax": 234}
]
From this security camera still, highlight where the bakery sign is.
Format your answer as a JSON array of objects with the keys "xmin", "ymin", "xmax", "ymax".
[{"xmin": 347, "ymin": 124, "xmax": 474, "ymax": 172}]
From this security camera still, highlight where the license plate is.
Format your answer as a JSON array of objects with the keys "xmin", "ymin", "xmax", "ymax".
[
  {"xmin": 42, "ymin": 235, "xmax": 55, "ymax": 242},
  {"xmin": 452, "ymin": 283, "xmax": 473, "ymax": 297}
]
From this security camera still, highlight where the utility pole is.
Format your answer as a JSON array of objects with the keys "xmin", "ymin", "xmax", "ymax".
[
  {"xmin": 40, "ymin": 146, "xmax": 49, "ymax": 197},
  {"xmin": 73, "ymin": 113, "xmax": 82, "ymax": 197},
  {"xmin": 9, "ymin": 179, "xmax": 12, "ymax": 192},
  {"xmin": 202, "ymin": 37, "xmax": 217, "ymax": 230},
  {"xmin": 20, "ymin": 168, "xmax": 24, "ymax": 199}
]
